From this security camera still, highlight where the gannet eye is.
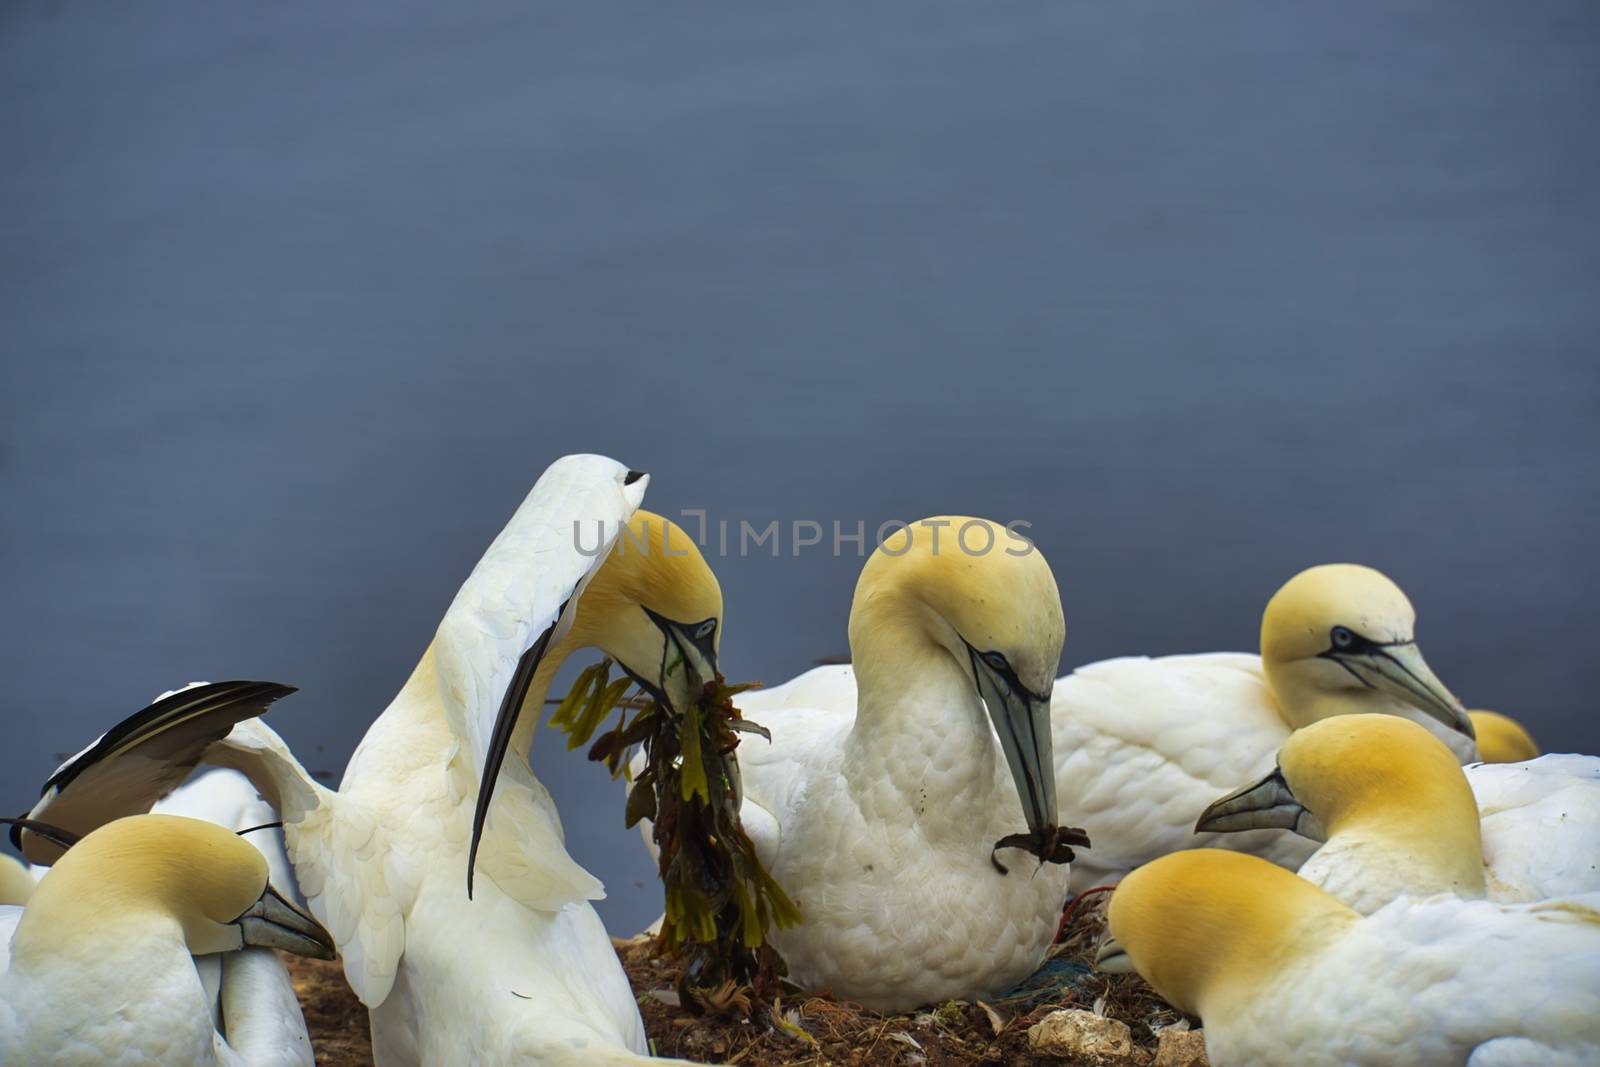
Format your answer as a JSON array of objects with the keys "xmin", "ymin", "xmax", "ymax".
[
  {"xmin": 1330, "ymin": 626, "xmax": 1356, "ymax": 650},
  {"xmin": 693, "ymin": 620, "xmax": 717, "ymax": 640},
  {"xmin": 981, "ymin": 651, "xmax": 1010, "ymax": 672}
]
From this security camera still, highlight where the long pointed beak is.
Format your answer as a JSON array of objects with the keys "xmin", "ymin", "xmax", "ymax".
[
  {"xmin": 973, "ymin": 659, "xmax": 1057, "ymax": 836},
  {"xmin": 1329, "ymin": 641, "xmax": 1473, "ymax": 739},
  {"xmin": 1094, "ymin": 931, "xmax": 1133, "ymax": 973},
  {"xmin": 1195, "ymin": 767, "xmax": 1327, "ymax": 841},
  {"xmin": 642, "ymin": 609, "xmax": 720, "ymax": 715},
  {"xmin": 236, "ymin": 884, "xmax": 336, "ymax": 960}
]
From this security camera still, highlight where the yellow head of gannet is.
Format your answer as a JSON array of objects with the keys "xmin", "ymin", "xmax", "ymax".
[
  {"xmin": 1197, "ymin": 715, "xmax": 1486, "ymax": 900},
  {"xmin": 10, "ymin": 813, "xmax": 335, "ymax": 963},
  {"xmin": 0, "ymin": 853, "xmax": 33, "ymax": 906},
  {"xmin": 1259, "ymin": 564, "xmax": 1472, "ymax": 740},
  {"xmin": 1469, "ymin": 710, "xmax": 1540, "ymax": 763},
  {"xmin": 563, "ymin": 509, "xmax": 724, "ymax": 714},
  {"xmin": 1100, "ymin": 849, "xmax": 1355, "ymax": 1019},
  {"xmin": 849, "ymin": 518, "xmax": 1064, "ymax": 837}
]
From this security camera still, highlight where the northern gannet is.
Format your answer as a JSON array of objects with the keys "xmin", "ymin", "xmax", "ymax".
[
  {"xmin": 1470, "ymin": 709, "xmax": 1541, "ymax": 763},
  {"xmin": 15, "ymin": 455, "xmax": 718, "ymax": 1066},
  {"xmin": 0, "ymin": 814, "xmax": 336, "ymax": 1066},
  {"xmin": 10, "ymin": 730, "xmax": 322, "ymax": 1065},
  {"xmin": 728, "ymin": 518, "xmax": 1075, "ymax": 1012},
  {"xmin": 1197, "ymin": 715, "xmax": 1600, "ymax": 912},
  {"xmin": 743, "ymin": 562, "xmax": 1476, "ymax": 889},
  {"xmin": 1100, "ymin": 849, "xmax": 1600, "ymax": 1067}
]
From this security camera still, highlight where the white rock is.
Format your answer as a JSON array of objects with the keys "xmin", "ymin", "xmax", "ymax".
[{"xmin": 1027, "ymin": 1008, "xmax": 1135, "ymax": 1062}]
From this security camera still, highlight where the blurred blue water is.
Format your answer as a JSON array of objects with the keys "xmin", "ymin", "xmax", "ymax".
[{"xmin": 2, "ymin": 1, "xmax": 1597, "ymax": 936}]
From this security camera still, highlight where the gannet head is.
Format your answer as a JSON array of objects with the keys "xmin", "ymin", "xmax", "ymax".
[
  {"xmin": 570, "ymin": 509, "xmax": 723, "ymax": 716},
  {"xmin": 14, "ymin": 814, "xmax": 335, "ymax": 961},
  {"xmin": 1197, "ymin": 715, "xmax": 1487, "ymax": 896},
  {"xmin": 1469, "ymin": 710, "xmax": 1540, "ymax": 763},
  {"xmin": 0, "ymin": 852, "xmax": 34, "ymax": 906},
  {"xmin": 1102, "ymin": 849, "xmax": 1355, "ymax": 1018},
  {"xmin": 850, "ymin": 518, "xmax": 1064, "ymax": 836},
  {"xmin": 1259, "ymin": 563, "xmax": 1472, "ymax": 740}
]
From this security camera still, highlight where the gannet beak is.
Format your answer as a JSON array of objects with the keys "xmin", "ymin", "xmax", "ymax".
[
  {"xmin": 969, "ymin": 648, "xmax": 1058, "ymax": 836},
  {"xmin": 235, "ymin": 884, "xmax": 337, "ymax": 960},
  {"xmin": 1195, "ymin": 767, "xmax": 1327, "ymax": 841},
  {"xmin": 1323, "ymin": 639, "xmax": 1473, "ymax": 739},
  {"xmin": 640, "ymin": 608, "xmax": 720, "ymax": 715},
  {"xmin": 1094, "ymin": 931, "xmax": 1133, "ymax": 973}
]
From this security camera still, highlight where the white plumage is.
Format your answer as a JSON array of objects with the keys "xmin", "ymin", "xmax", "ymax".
[{"xmin": 1474, "ymin": 754, "xmax": 1600, "ymax": 902}]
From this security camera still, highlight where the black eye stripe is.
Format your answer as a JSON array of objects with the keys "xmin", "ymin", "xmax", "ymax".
[{"xmin": 1323, "ymin": 626, "xmax": 1410, "ymax": 658}]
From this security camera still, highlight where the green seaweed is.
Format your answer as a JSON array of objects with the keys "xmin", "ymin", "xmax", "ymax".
[{"xmin": 552, "ymin": 660, "xmax": 800, "ymax": 1004}]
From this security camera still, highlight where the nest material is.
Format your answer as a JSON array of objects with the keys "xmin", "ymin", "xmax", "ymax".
[
  {"xmin": 284, "ymin": 889, "xmax": 1195, "ymax": 1066},
  {"xmin": 621, "ymin": 890, "xmax": 1195, "ymax": 1065},
  {"xmin": 552, "ymin": 660, "xmax": 800, "ymax": 999}
]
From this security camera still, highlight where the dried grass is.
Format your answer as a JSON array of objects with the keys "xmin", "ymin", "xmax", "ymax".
[{"xmin": 283, "ymin": 893, "xmax": 1193, "ymax": 1066}]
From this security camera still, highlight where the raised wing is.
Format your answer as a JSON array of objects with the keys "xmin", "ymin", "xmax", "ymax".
[
  {"xmin": 428, "ymin": 454, "xmax": 646, "ymax": 895},
  {"xmin": 14, "ymin": 680, "xmax": 296, "ymax": 864}
]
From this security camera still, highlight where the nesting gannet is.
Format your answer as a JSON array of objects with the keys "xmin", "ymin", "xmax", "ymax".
[
  {"xmin": 1197, "ymin": 715, "xmax": 1600, "ymax": 913},
  {"xmin": 1100, "ymin": 849, "xmax": 1600, "ymax": 1067},
  {"xmin": 10, "ymin": 756, "xmax": 317, "ymax": 1064},
  {"xmin": 1470, "ymin": 709, "xmax": 1541, "ymax": 763},
  {"xmin": 15, "ymin": 455, "xmax": 717, "ymax": 1066},
  {"xmin": 726, "ymin": 518, "xmax": 1075, "ymax": 1012},
  {"xmin": 0, "ymin": 814, "xmax": 336, "ymax": 1066},
  {"xmin": 744, "ymin": 563, "xmax": 1476, "ymax": 890}
]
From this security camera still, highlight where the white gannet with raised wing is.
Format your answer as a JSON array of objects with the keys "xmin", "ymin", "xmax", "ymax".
[
  {"xmin": 731, "ymin": 518, "xmax": 1077, "ymax": 1012},
  {"xmin": 1101, "ymin": 849, "xmax": 1600, "ymax": 1067},
  {"xmin": 15, "ymin": 455, "xmax": 720, "ymax": 1066},
  {"xmin": 0, "ymin": 814, "xmax": 336, "ymax": 1067},
  {"xmin": 745, "ymin": 563, "xmax": 1478, "ymax": 890},
  {"xmin": 1198, "ymin": 714, "xmax": 1600, "ymax": 912}
]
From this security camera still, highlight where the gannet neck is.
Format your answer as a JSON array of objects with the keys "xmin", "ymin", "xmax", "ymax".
[
  {"xmin": 1108, "ymin": 850, "xmax": 1356, "ymax": 1020},
  {"xmin": 845, "ymin": 601, "xmax": 1000, "ymax": 825},
  {"xmin": 1283, "ymin": 715, "xmax": 1486, "ymax": 899},
  {"xmin": 839, "ymin": 518, "xmax": 1064, "ymax": 834},
  {"xmin": 1264, "ymin": 667, "xmax": 1419, "ymax": 728},
  {"xmin": 3, "ymin": 909, "xmax": 220, "ymax": 1064}
]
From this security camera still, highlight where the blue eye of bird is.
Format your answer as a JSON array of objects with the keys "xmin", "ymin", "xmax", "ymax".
[
  {"xmin": 1331, "ymin": 626, "xmax": 1355, "ymax": 649},
  {"xmin": 982, "ymin": 651, "xmax": 1009, "ymax": 671},
  {"xmin": 694, "ymin": 620, "xmax": 716, "ymax": 640}
]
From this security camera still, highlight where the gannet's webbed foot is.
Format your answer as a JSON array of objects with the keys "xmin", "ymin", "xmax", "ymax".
[{"xmin": 990, "ymin": 825, "xmax": 1092, "ymax": 875}]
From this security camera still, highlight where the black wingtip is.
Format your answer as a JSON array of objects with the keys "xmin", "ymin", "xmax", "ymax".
[
  {"xmin": 624, "ymin": 469, "xmax": 646, "ymax": 485},
  {"xmin": 466, "ymin": 624, "xmax": 559, "ymax": 901},
  {"xmin": 41, "ymin": 679, "xmax": 302, "ymax": 798}
]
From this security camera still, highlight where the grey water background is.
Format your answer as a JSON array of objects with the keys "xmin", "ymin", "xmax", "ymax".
[{"xmin": 3, "ymin": 2, "xmax": 1597, "ymax": 935}]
